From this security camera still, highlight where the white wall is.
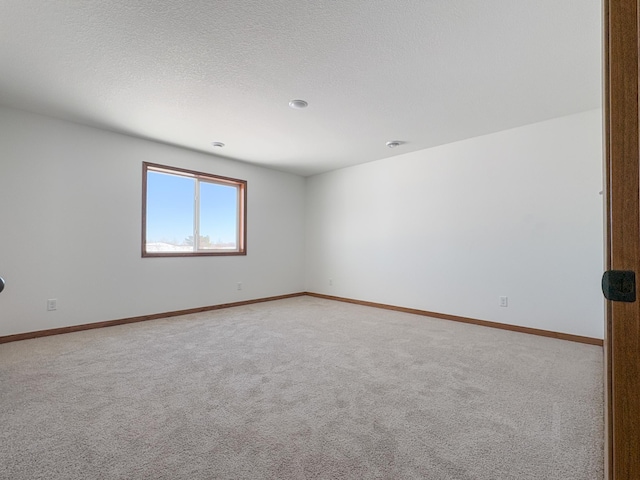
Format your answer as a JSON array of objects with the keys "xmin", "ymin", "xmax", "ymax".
[
  {"xmin": 0, "ymin": 107, "xmax": 605, "ymax": 339},
  {"xmin": 0, "ymin": 107, "xmax": 306, "ymax": 336},
  {"xmin": 305, "ymin": 110, "xmax": 604, "ymax": 339}
]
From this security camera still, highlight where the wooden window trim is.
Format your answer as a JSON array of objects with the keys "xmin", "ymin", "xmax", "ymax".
[{"xmin": 142, "ymin": 162, "xmax": 247, "ymax": 257}]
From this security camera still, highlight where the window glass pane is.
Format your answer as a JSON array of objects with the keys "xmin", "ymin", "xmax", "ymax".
[
  {"xmin": 199, "ymin": 181, "xmax": 238, "ymax": 250},
  {"xmin": 143, "ymin": 163, "xmax": 246, "ymax": 257},
  {"xmin": 146, "ymin": 171, "xmax": 195, "ymax": 252}
]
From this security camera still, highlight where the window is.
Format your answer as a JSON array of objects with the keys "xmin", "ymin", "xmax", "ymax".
[{"xmin": 142, "ymin": 162, "xmax": 246, "ymax": 257}]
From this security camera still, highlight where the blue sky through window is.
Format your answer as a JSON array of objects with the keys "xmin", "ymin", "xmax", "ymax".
[
  {"xmin": 200, "ymin": 181, "xmax": 238, "ymax": 245},
  {"xmin": 146, "ymin": 171, "xmax": 238, "ymax": 246}
]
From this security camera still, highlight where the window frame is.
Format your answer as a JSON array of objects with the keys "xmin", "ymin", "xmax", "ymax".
[{"xmin": 142, "ymin": 162, "xmax": 247, "ymax": 257}]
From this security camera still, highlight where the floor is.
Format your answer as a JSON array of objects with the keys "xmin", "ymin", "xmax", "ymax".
[{"xmin": 0, "ymin": 297, "xmax": 604, "ymax": 479}]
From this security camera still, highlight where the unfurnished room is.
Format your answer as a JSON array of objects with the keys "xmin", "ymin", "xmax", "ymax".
[{"xmin": 1, "ymin": 1, "xmax": 639, "ymax": 479}]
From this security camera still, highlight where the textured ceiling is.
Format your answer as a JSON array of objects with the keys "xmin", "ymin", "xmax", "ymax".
[{"xmin": 0, "ymin": 1, "xmax": 601, "ymax": 176}]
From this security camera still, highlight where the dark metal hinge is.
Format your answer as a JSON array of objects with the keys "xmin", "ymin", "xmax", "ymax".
[{"xmin": 602, "ymin": 270, "xmax": 636, "ymax": 302}]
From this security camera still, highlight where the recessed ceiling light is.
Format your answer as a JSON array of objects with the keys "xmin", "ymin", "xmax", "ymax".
[
  {"xmin": 289, "ymin": 99, "xmax": 308, "ymax": 109},
  {"xmin": 386, "ymin": 141, "xmax": 402, "ymax": 148},
  {"xmin": 211, "ymin": 142, "xmax": 225, "ymax": 148}
]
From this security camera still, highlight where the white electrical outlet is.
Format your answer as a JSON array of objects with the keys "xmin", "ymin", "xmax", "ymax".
[
  {"xmin": 237, "ymin": 282, "xmax": 242, "ymax": 291},
  {"xmin": 47, "ymin": 298, "xmax": 57, "ymax": 311},
  {"xmin": 499, "ymin": 296, "xmax": 508, "ymax": 307}
]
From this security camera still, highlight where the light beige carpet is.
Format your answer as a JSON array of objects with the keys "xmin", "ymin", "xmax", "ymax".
[{"xmin": 0, "ymin": 296, "xmax": 603, "ymax": 479}]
